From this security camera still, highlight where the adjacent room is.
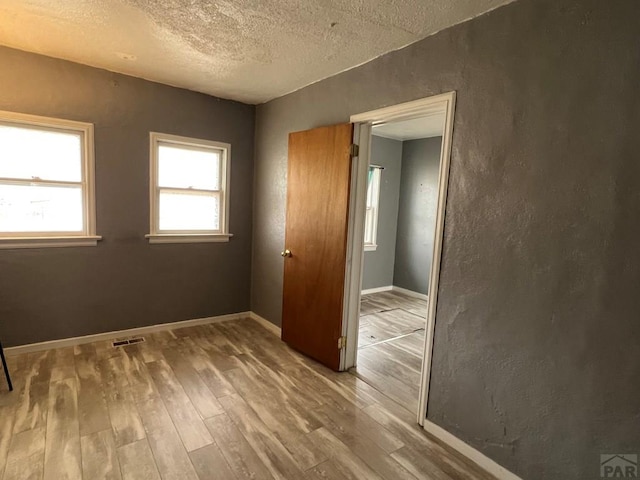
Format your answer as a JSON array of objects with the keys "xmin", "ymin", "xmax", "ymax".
[
  {"xmin": 0, "ymin": 1, "xmax": 638, "ymax": 480},
  {"xmin": 356, "ymin": 115, "xmax": 445, "ymax": 413}
]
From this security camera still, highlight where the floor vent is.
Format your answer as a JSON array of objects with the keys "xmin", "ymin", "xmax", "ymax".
[{"xmin": 112, "ymin": 337, "xmax": 145, "ymax": 347}]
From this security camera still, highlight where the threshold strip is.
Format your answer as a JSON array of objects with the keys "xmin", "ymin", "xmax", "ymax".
[{"xmin": 358, "ymin": 328, "xmax": 425, "ymax": 350}]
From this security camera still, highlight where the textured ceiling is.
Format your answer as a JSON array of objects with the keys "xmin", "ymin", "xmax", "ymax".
[{"xmin": 0, "ymin": 0, "xmax": 514, "ymax": 104}]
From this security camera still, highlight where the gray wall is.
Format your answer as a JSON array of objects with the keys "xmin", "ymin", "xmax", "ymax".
[
  {"xmin": 251, "ymin": 0, "xmax": 640, "ymax": 478},
  {"xmin": 0, "ymin": 46, "xmax": 255, "ymax": 347},
  {"xmin": 393, "ymin": 137, "xmax": 442, "ymax": 295},
  {"xmin": 361, "ymin": 135, "xmax": 402, "ymax": 290}
]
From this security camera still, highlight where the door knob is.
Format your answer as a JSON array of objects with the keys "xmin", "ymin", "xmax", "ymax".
[{"xmin": 281, "ymin": 249, "xmax": 292, "ymax": 258}]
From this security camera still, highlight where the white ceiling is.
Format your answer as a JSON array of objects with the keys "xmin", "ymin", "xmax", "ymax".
[
  {"xmin": 0, "ymin": 0, "xmax": 514, "ymax": 104},
  {"xmin": 373, "ymin": 113, "xmax": 445, "ymax": 141}
]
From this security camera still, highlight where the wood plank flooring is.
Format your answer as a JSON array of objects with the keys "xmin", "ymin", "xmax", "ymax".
[
  {"xmin": 0, "ymin": 317, "xmax": 494, "ymax": 480},
  {"xmin": 355, "ymin": 290, "xmax": 428, "ymax": 413}
]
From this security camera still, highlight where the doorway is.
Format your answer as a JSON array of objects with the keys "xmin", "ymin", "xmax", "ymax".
[
  {"xmin": 342, "ymin": 93, "xmax": 456, "ymax": 424},
  {"xmin": 357, "ymin": 120, "xmax": 444, "ymax": 412}
]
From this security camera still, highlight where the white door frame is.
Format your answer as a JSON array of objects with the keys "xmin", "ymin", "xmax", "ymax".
[{"xmin": 343, "ymin": 92, "xmax": 457, "ymax": 426}]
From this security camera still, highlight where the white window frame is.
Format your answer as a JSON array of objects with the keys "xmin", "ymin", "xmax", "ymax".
[
  {"xmin": 364, "ymin": 165, "xmax": 381, "ymax": 252},
  {"xmin": 0, "ymin": 110, "xmax": 100, "ymax": 249},
  {"xmin": 146, "ymin": 132, "xmax": 232, "ymax": 244}
]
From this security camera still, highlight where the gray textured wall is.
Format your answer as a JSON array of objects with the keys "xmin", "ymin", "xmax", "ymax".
[
  {"xmin": 361, "ymin": 135, "xmax": 402, "ymax": 290},
  {"xmin": 0, "ymin": 46, "xmax": 255, "ymax": 347},
  {"xmin": 251, "ymin": 0, "xmax": 640, "ymax": 478},
  {"xmin": 393, "ymin": 137, "xmax": 442, "ymax": 295}
]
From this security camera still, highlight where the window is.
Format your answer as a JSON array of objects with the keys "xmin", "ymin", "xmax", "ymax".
[
  {"xmin": 0, "ymin": 111, "xmax": 99, "ymax": 249},
  {"xmin": 364, "ymin": 166, "xmax": 382, "ymax": 251},
  {"xmin": 147, "ymin": 133, "xmax": 231, "ymax": 243}
]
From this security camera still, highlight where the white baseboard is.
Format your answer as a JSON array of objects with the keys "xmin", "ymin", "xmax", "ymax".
[
  {"xmin": 423, "ymin": 420, "xmax": 522, "ymax": 480},
  {"xmin": 392, "ymin": 285, "xmax": 428, "ymax": 300},
  {"xmin": 249, "ymin": 312, "xmax": 282, "ymax": 337},
  {"xmin": 360, "ymin": 285, "xmax": 428, "ymax": 300},
  {"xmin": 361, "ymin": 285, "xmax": 393, "ymax": 295},
  {"xmin": 5, "ymin": 311, "xmax": 251, "ymax": 356}
]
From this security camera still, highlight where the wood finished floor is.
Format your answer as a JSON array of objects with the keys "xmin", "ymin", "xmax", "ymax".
[
  {"xmin": 0, "ymin": 317, "xmax": 494, "ymax": 480},
  {"xmin": 355, "ymin": 291, "xmax": 428, "ymax": 413}
]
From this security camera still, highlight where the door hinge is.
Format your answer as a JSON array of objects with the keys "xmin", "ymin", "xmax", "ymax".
[
  {"xmin": 338, "ymin": 336, "xmax": 347, "ymax": 350},
  {"xmin": 350, "ymin": 144, "xmax": 359, "ymax": 157}
]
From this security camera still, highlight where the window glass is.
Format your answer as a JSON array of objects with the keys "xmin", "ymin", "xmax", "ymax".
[
  {"xmin": 157, "ymin": 144, "xmax": 220, "ymax": 190},
  {"xmin": 0, "ymin": 125, "xmax": 82, "ymax": 182},
  {"xmin": 0, "ymin": 184, "xmax": 83, "ymax": 232},
  {"xmin": 158, "ymin": 192, "xmax": 220, "ymax": 231}
]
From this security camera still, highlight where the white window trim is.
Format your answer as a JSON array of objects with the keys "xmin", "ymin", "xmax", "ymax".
[
  {"xmin": 147, "ymin": 132, "xmax": 232, "ymax": 244},
  {"xmin": 364, "ymin": 166, "xmax": 381, "ymax": 252},
  {"xmin": 0, "ymin": 110, "xmax": 100, "ymax": 249},
  {"xmin": 145, "ymin": 233, "xmax": 233, "ymax": 244}
]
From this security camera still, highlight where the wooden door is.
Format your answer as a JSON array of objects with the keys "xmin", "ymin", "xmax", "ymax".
[{"xmin": 281, "ymin": 123, "xmax": 354, "ymax": 371}]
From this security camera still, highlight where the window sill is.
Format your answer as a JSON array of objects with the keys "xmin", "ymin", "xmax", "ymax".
[
  {"xmin": 0, "ymin": 235, "xmax": 102, "ymax": 250},
  {"xmin": 364, "ymin": 244, "xmax": 378, "ymax": 252},
  {"xmin": 146, "ymin": 233, "xmax": 233, "ymax": 244}
]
